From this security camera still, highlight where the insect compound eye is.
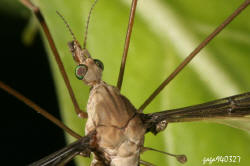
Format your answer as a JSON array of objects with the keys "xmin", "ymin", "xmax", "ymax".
[
  {"xmin": 75, "ymin": 64, "xmax": 88, "ymax": 80},
  {"xmin": 94, "ymin": 59, "xmax": 104, "ymax": 70}
]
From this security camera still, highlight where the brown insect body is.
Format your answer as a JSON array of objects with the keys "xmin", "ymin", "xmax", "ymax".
[
  {"xmin": 87, "ymin": 82, "xmax": 145, "ymax": 166},
  {"xmin": 0, "ymin": 0, "xmax": 247, "ymax": 165},
  {"xmin": 70, "ymin": 40, "xmax": 146, "ymax": 165}
]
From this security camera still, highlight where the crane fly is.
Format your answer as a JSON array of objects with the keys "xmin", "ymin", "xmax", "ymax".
[{"xmin": 0, "ymin": 0, "xmax": 250, "ymax": 165}]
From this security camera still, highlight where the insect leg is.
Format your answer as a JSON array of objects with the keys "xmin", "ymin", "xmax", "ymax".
[
  {"xmin": 20, "ymin": 0, "xmax": 87, "ymax": 118},
  {"xmin": 0, "ymin": 81, "xmax": 81, "ymax": 139},
  {"xmin": 117, "ymin": 0, "xmax": 138, "ymax": 90},
  {"xmin": 138, "ymin": 0, "xmax": 250, "ymax": 113}
]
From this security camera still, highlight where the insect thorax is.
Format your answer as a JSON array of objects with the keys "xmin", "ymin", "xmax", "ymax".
[{"xmin": 85, "ymin": 81, "xmax": 146, "ymax": 166}]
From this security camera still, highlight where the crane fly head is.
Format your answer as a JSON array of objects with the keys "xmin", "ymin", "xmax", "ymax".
[
  {"xmin": 68, "ymin": 40, "xmax": 104, "ymax": 86},
  {"xmin": 57, "ymin": 0, "xmax": 100, "ymax": 86},
  {"xmin": 58, "ymin": 0, "xmax": 102, "ymax": 86}
]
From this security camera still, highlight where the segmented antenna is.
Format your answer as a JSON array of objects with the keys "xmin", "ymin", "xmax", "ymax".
[
  {"xmin": 83, "ymin": 0, "xmax": 99, "ymax": 49},
  {"xmin": 56, "ymin": 11, "xmax": 77, "ymax": 41}
]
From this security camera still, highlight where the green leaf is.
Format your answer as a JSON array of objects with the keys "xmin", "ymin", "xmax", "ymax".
[{"xmin": 32, "ymin": 0, "xmax": 250, "ymax": 165}]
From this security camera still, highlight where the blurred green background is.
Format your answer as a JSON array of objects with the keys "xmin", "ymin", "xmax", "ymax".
[{"xmin": 0, "ymin": 0, "xmax": 250, "ymax": 166}]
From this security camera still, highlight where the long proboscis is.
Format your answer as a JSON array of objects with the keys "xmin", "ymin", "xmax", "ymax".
[{"xmin": 142, "ymin": 92, "xmax": 250, "ymax": 134}]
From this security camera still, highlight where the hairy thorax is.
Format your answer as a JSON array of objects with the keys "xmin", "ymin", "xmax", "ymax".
[{"xmin": 85, "ymin": 81, "xmax": 146, "ymax": 166}]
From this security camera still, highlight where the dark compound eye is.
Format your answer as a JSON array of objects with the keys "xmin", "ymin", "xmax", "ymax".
[
  {"xmin": 75, "ymin": 64, "xmax": 88, "ymax": 80},
  {"xmin": 94, "ymin": 59, "xmax": 104, "ymax": 70}
]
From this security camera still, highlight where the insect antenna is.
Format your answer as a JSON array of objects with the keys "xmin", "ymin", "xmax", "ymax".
[
  {"xmin": 83, "ymin": 0, "xmax": 99, "ymax": 49},
  {"xmin": 56, "ymin": 11, "xmax": 77, "ymax": 41}
]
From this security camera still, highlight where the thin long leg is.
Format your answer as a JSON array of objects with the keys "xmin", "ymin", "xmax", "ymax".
[
  {"xmin": 138, "ymin": 0, "xmax": 250, "ymax": 112},
  {"xmin": 0, "ymin": 81, "xmax": 81, "ymax": 139},
  {"xmin": 20, "ymin": 0, "xmax": 87, "ymax": 118},
  {"xmin": 117, "ymin": 0, "xmax": 138, "ymax": 90}
]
